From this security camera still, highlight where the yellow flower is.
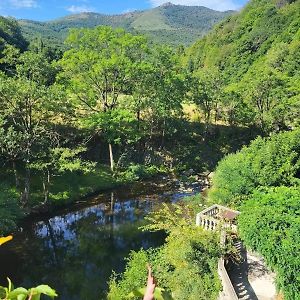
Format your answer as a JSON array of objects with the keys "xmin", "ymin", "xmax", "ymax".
[{"xmin": 0, "ymin": 235, "xmax": 13, "ymax": 246}]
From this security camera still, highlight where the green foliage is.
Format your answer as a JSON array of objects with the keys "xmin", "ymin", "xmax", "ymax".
[
  {"xmin": 117, "ymin": 164, "xmax": 164, "ymax": 182},
  {"xmin": 108, "ymin": 201, "xmax": 221, "ymax": 300},
  {"xmin": 0, "ymin": 17, "xmax": 27, "ymax": 51},
  {"xmin": 108, "ymin": 250, "xmax": 149, "ymax": 300},
  {"xmin": 186, "ymin": 0, "xmax": 300, "ymax": 131},
  {"xmin": 238, "ymin": 187, "xmax": 300, "ymax": 300},
  {"xmin": 31, "ymin": 147, "xmax": 94, "ymax": 174},
  {"xmin": 83, "ymin": 109, "xmax": 139, "ymax": 145},
  {"xmin": 189, "ymin": 67, "xmax": 223, "ymax": 125},
  {"xmin": 16, "ymin": 51, "xmax": 58, "ymax": 85},
  {"xmin": 210, "ymin": 129, "xmax": 300, "ymax": 205},
  {"xmin": 0, "ymin": 278, "xmax": 57, "ymax": 300},
  {"xmin": 37, "ymin": 166, "xmax": 117, "ymax": 206},
  {"xmin": 59, "ymin": 26, "xmax": 147, "ymax": 126},
  {"xmin": 0, "ymin": 184, "xmax": 22, "ymax": 235},
  {"xmin": 0, "ymin": 17, "xmax": 28, "ymax": 73}
]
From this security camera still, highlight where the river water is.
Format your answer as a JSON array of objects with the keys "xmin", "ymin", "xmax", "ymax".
[{"xmin": 0, "ymin": 178, "xmax": 202, "ymax": 299}]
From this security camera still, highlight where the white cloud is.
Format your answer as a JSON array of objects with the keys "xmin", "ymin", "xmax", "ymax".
[
  {"xmin": 149, "ymin": 0, "xmax": 242, "ymax": 11},
  {"xmin": 67, "ymin": 5, "xmax": 95, "ymax": 13},
  {"xmin": 9, "ymin": 0, "xmax": 38, "ymax": 8},
  {"xmin": 122, "ymin": 8, "xmax": 136, "ymax": 14}
]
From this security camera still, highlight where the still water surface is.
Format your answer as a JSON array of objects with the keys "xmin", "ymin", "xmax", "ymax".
[{"xmin": 0, "ymin": 179, "xmax": 200, "ymax": 299}]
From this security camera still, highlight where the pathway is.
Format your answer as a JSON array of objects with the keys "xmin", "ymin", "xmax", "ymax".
[
  {"xmin": 196, "ymin": 204, "xmax": 277, "ymax": 300},
  {"xmin": 227, "ymin": 240, "xmax": 276, "ymax": 300}
]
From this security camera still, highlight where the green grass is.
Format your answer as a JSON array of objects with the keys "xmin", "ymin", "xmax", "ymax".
[
  {"xmin": 42, "ymin": 166, "xmax": 118, "ymax": 207},
  {"xmin": 0, "ymin": 165, "xmax": 118, "ymax": 208},
  {"xmin": 0, "ymin": 163, "xmax": 164, "ymax": 234}
]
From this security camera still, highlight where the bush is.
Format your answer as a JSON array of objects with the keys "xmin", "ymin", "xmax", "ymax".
[
  {"xmin": 238, "ymin": 187, "xmax": 300, "ymax": 300},
  {"xmin": 0, "ymin": 184, "xmax": 22, "ymax": 235},
  {"xmin": 108, "ymin": 202, "xmax": 221, "ymax": 300},
  {"xmin": 209, "ymin": 129, "xmax": 300, "ymax": 205},
  {"xmin": 117, "ymin": 164, "xmax": 165, "ymax": 182},
  {"xmin": 108, "ymin": 250, "xmax": 150, "ymax": 300}
]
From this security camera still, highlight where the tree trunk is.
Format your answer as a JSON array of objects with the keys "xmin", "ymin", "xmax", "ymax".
[
  {"xmin": 137, "ymin": 110, "xmax": 141, "ymax": 132},
  {"xmin": 12, "ymin": 160, "xmax": 20, "ymax": 189},
  {"xmin": 21, "ymin": 167, "xmax": 31, "ymax": 207},
  {"xmin": 109, "ymin": 143, "xmax": 114, "ymax": 172},
  {"xmin": 42, "ymin": 170, "xmax": 50, "ymax": 205},
  {"xmin": 161, "ymin": 118, "xmax": 166, "ymax": 150}
]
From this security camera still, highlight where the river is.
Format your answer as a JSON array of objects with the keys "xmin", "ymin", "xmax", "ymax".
[{"xmin": 0, "ymin": 178, "xmax": 203, "ymax": 299}]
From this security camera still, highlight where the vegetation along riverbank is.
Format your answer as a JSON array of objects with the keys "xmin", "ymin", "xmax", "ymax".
[{"xmin": 0, "ymin": 0, "xmax": 299, "ymax": 298}]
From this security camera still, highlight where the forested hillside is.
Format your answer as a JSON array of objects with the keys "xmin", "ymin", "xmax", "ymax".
[
  {"xmin": 186, "ymin": 0, "xmax": 300, "ymax": 132},
  {"xmin": 0, "ymin": 17, "xmax": 27, "ymax": 50},
  {"xmin": 18, "ymin": 3, "xmax": 233, "ymax": 46}
]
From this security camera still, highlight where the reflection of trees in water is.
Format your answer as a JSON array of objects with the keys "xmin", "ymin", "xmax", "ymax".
[{"xmin": 7, "ymin": 197, "xmax": 165, "ymax": 300}]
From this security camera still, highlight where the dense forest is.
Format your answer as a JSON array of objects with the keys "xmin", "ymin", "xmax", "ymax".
[
  {"xmin": 0, "ymin": 0, "xmax": 299, "ymax": 299},
  {"xmin": 186, "ymin": 0, "xmax": 300, "ymax": 132}
]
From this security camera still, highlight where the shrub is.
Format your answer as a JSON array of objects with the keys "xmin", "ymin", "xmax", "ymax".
[
  {"xmin": 108, "ymin": 202, "xmax": 221, "ymax": 300},
  {"xmin": 0, "ymin": 184, "xmax": 22, "ymax": 235},
  {"xmin": 238, "ymin": 187, "xmax": 300, "ymax": 300},
  {"xmin": 209, "ymin": 129, "xmax": 300, "ymax": 205}
]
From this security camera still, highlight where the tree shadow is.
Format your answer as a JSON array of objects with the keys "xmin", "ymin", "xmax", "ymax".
[{"xmin": 226, "ymin": 240, "xmax": 259, "ymax": 300}]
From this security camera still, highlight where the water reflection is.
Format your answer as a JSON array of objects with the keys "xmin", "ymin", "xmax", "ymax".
[{"xmin": 0, "ymin": 181, "xmax": 200, "ymax": 299}]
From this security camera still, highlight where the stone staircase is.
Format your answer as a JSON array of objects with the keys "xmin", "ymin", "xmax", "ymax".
[{"xmin": 196, "ymin": 205, "xmax": 276, "ymax": 300}]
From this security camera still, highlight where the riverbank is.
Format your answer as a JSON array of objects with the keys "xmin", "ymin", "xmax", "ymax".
[
  {"xmin": 0, "ymin": 176, "xmax": 205, "ymax": 299},
  {"xmin": 0, "ymin": 161, "xmax": 213, "ymax": 237},
  {"xmin": 0, "ymin": 164, "xmax": 167, "ymax": 235}
]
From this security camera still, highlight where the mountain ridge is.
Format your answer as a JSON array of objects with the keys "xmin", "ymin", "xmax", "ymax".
[{"xmin": 17, "ymin": 4, "xmax": 234, "ymax": 46}]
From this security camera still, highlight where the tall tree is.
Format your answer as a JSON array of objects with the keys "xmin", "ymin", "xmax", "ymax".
[
  {"xmin": 190, "ymin": 67, "xmax": 223, "ymax": 133},
  {"xmin": 147, "ymin": 45, "xmax": 187, "ymax": 149},
  {"xmin": 0, "ymin": 74, "xmax": 65, "ymax": 206},
  {"xmin": 59, "ymin": 26, "xmax": 148, "ymax": 171}
]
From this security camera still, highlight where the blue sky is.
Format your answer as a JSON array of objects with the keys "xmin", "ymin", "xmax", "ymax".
[{"xmin": 0, "ymin": 0, "xmax": 249, "ymax": 21}]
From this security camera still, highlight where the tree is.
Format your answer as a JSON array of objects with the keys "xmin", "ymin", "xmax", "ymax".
[
  {"xmin": 145, "ymin": 45, "xmax": 187, "ymax": 149},
  {"xmin": 190, "ymin": 67, "xmax": 223, "ymax": 133},
  {"xmin": 0, "ymin": 75, "xmax": 65, "ymax": 206},
  {"xmin": 59, "ymin": 26, "xmax": 148, "ymax": 171},
  {"xmin": 16, "ymin": 51, "xmax": 58, "ymax": 86},
  {"xmin": 209, "ymin": 129, "xmax": 300, "ymax": 205},
  {"xmin": 239, "ymin": 187, "xmax": 300, "ymax": 300},
  {"xmin": 0, "ymin": 17, "xmax": 28, "ymax": 51},
  {"xmin": 82, "ymin": 108, "xmax": 139, "ymax": 171},
  {"xmin": 241, "ymin": 62, "xmax": 290, "ymax": 132},
  {"xmin": 127, "ymin": 45, "xmax": 187, "ymax": 150},
  {"xmin": 0, "ymin": 17, "xmax": 28, "ymax": 74},
  {"xmin": 30, "ymin": 147, "xmax": 95, "ymax": 205}
]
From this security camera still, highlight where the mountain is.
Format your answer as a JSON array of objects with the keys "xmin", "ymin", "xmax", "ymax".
[
  {"xmin": 18, "ymin": 3, "xmax": 234, "ymax": 46},
  {"xmin": 186, "ymin": 0, "xmax": 300, "ymax": 81},
  {"xmin": 0, "ymin": 16, "xmax": 28, "ymax": 51},
  {"xmin": 185, "ymin": 0, "xmax": 300, "ymax": 129}
]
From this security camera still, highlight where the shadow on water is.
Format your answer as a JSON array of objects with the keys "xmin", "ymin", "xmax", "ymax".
[{"xmin": 0, "ymin": 178, "xmax": 200, "ymax": 300}]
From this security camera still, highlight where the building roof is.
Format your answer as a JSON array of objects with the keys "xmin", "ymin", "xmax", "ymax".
[{"xmin": 219, "ymin": 210, "xmax": 239, "ymax": 221}]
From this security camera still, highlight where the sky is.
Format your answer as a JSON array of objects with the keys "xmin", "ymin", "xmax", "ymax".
[{"xmin": 0, "ymin": 0, "xmax": 249, "ymax": 21}]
